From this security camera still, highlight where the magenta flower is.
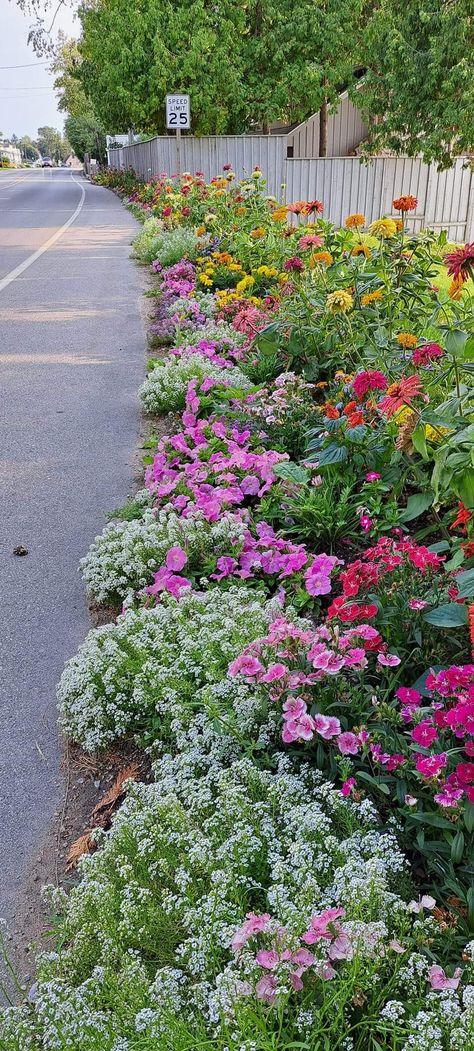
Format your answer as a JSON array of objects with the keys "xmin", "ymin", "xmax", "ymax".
[
  {"xmin": 427, "ymin": 965, "xmax": 461, "ymax": 991},
  {"xmin": 231, "ymin": 912, "xmax": 271, "ymax": 952},
  {"xmin": 341, "ymin": 777, "xmax": 357, "ymax": 797},
  {"xmin": 313, "ymin": 714, "xmax": 342, "ymax": 739},
  {"xmin": 377, "ymin": 652, "xmax": 401, "ymax": 667},
  {"xmin": 337, "ymin": 731, "xmax": 360, "ymax": 755},
  {"xmin": 412, "ymin": 721, "xmax": 438, "ymax": 747},
  {"xmin": 165, "ymin": 545, "xmax": 188, "ymax": 572},
  {"xmin": 256, "ymin": 975, "xmax": 277, "ymax": 1003},
  {"xmin": 260, "ymin": 663, "xmax": 288, "ymax": 682},
  {"xmin": 408, "ymin": 598, "xmax": 428, "ymax": 610},
  {"xmin": 228, "ymin": 654, "xmax": 264, "ymax": 678},
  {"xmin": 415, "ymin": 753, "xmax": 447, "ymax": 778},
  {"xmin": 365, "ymin": 471, "xmax": 381, "ymax": 482},
  {"xmin": 255, "ymin": 949, "xmax": 280, "ymax": 970}
]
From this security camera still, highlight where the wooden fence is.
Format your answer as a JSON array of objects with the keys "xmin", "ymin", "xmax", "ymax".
[{"xmin": 107, "ymin": 139, "xmax": 474, "ymax": 241}]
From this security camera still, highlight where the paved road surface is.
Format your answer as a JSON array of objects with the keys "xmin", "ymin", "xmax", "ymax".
[{"xmin": 0, "ymin": 169, "xmax": 144, "ymax": 931}]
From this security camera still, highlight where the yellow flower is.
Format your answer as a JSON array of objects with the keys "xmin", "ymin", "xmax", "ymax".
[
  {"xmin": 361, "ymin": 289, "xmax": 384, "ymax": 306},
  {"xmin": 195, "ymin": 226, "xmax": 206, "ymax": 237},
  {"xmin": 248, "ymin": 295, "xmax": 263, "ymax": 306},
  {"xmin": 198, "ymin": 273, "xmax": 213, "ymax": 286},
  {"xmin": 395, "ymin": 405, "xmax": 416, "ymax": 425},
  {"xmin": 394, "ymin": 218, "xmax": 404, "ymax": 232},
  {"xmin": 309, "ymin": 251, "xmax": 333, "ymax": 267},
  {"xmin": 235, "ymin": 206, "xmax": 247, "ymax": 215},
  {"xmin": 345, "ymin": 213, "xmax": 366, "ymax": 229},
  {"xmin": 326, "ymin": 289, "xmax": 353, "ymax": 314},
  {"xmin": 255, "ymin": 265, "xmax": 278, "ymax": 278},
  {"xmin": 426, "ymin": 424, "xmax": 451, "ymax": 443},
  {"xmin": 250, "ymin": 227, "xmax": 266, "ymax": 239},
  {"xmin": 204, "ymin": 213, "xmax": 218, "ymax": 223},
  {"xmin": 278, "ymin": 272, "xmax": 291, "ymax": 283},
  {"xmin": 396, "ymin": 332, "xmax": 418, "ymax": 348},
  {"xmin": 271, "ymin": 206, "xmax": 289, "ymax": 222},
  {"xmin": 196, "ymin": 256, "xmax": 206, "ymax": 264},
  {"xmin": 236, "ymin": 275, "xmax": 255, "ymax": 294},
  {"xmin": 369, "ymin": 218, "xmax": 397, "ymax": 239},
  {"xmin": 228, "ymin": 262, "xmax": 244, "ymax": 272},
  {"xmin": 213, "ymin": 189, "xmax": 225, "ymax": 197},
  {"xmin": 351, "ymin": 244, "xmax": 371, "ymax": 258}
]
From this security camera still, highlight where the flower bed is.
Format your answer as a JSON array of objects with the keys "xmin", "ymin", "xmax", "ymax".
[{"xmin": 3, "ymin": 168, "xmax": 474, "ymax": 1050}]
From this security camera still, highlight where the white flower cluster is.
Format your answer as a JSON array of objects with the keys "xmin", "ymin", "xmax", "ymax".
[
  {"xmin": 174, "ymin": 318, "xmax": 246, "ymax": 348},
  {"xmin": 57, "ymin": 586, "xmax": 274, "ymax": 751},
  {"xmin": 139, "ymin": 352, "xmax": 250, "ymax": 413},
  {"xmin": 80, "ymin": 507, "xmax": 247, "ymax": 605},
  {"xmin": 166, "ymin": 290, "xmax": 217, "ymax": 319},
  {"xmin": 4, "ymin": 742, "xmax": 472, "ymax": 1050}
]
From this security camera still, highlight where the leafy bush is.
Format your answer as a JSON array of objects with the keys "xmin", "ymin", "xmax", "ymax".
[{"xmin": 133, "ymin": 222, "xmax": 205, "ymax": 266}]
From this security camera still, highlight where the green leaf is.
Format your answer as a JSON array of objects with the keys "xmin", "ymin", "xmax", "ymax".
[
  {"xmin": 412, "ymin": 423, "xmax": 428, "ymax": 459},
  {"xmin": 356, "ymin": 770, "xmax": 391, "ymax": 795},
  {"xmin": 406, "ymin": 811, "xmax": 456, "ymax": 830},
  {"xmin": 463, "ymin": 799, "xmax": 474, "ymax": 835},
  {"xmin": 345, "ymin": 425, "xmax": 367, "ymax": 442},
  {"xmin": 440, "ymin": 327, "xmax": 469, "ymax": 357},
  {"xmin": 455, "ymin": 567, "xmax": 474, "ymax": 599},
  {"xmin": 452, "ymin": 468, "xmax": 474, "ymax": 509},
  {"xmin": 423, "ymin": 603, "xmax": 468, "ymax": 628},
  {"xmin": 273, "ymin": 462, "xmax": 310, "ymax": 485},
  {"xmin": 316, "ymin": 444, "xmax": 348, "ymax": 467},
  {"xmin": 428, "ymin": 541, "xmax": 451, "ymax": 553},
  {"xmin": 451, "ymin": 830, "xmax": 465, "ymax": 864},
  {"xmin": 399, "ymin": 491, "xmax": 433, "ymax": 523},
  {"xmin": 463, "ymin": 335, "xmax": 474, "ymax": 360}
]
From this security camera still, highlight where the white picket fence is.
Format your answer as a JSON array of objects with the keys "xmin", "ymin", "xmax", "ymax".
[{"xmin": 107, "ymin": 137, "xmax": 474, "ymax": 241}]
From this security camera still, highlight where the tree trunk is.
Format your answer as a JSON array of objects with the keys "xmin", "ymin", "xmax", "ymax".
[
  {"xmin": 262, "ymin": 120, "xmax": 270, "ymax": 135},
  {"xmin": 319, "ymin": 97, "xmax": 328, "ymax": 157}
]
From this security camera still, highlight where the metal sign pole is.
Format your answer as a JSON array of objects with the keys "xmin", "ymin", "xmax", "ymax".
[{"xmin": 175, "ymin": 127, "xmax": 181, "ymax": 175}]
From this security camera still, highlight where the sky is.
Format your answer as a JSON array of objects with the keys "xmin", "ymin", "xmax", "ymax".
[{"xmin": 0, "ymin": 0, "xmax": 78, "ymax": 140}]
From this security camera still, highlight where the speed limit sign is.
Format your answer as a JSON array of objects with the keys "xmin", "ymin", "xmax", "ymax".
[{"xmin": 166, "ymin": 95, "xmax": 191, "ymax": 130}]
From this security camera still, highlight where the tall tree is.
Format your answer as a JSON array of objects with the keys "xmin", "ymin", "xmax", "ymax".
[
  {"xmin": 357, "ymin": 0, "xmax": 474, "ymax": 167},
  {"xmin": 37, "ymin": 125, "xmax": 69, "ymax": 161},
  {"xmin": 52, "ymin": 35, "xmax": 106, "ymax": 162}
]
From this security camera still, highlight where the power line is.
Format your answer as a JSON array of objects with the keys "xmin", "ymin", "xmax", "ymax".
[{"xmin": 0, "ymin": 61, "xmax": 49, "ymax": 69}]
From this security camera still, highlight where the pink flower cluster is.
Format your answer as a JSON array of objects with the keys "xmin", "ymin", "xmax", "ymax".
[
  {"xmin": 393, "ymin": 666, "xmax": 474, "ymax": 806},
  {"xmin": 228, "ymin": 616, "xmax": 382, "ymax": 751},
  {"xmin": 145, "ymin": 394, "xmax": 288, "ymax": 523},
  {"xmin": 231, "ymin": 908, "xmax": 353, "ymax": 1003}
]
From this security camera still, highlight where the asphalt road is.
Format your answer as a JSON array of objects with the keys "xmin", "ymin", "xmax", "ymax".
[{"xmin": 0, "ymin": 169, "xmax": 144, "ymax": 931}]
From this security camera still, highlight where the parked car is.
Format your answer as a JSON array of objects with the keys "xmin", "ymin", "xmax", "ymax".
[{"xmin": 41, "ymin": 157, "xmax": 54, "ymax": 167}]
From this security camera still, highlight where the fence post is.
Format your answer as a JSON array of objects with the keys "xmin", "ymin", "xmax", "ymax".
[{"xmin": 464, "ymin": 166, "xmax": 474, "ymax": 241}]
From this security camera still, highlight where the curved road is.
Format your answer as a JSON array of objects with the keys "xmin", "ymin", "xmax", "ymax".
[{"xmin": 0, "ymin": 169, "xmax": 144, "ymax": 930}]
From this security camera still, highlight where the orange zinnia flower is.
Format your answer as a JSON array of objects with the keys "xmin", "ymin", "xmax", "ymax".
[
  {"xmin": 309, "ymin": 251, "xmax": 333, "ymax": 267},
  {"xmin": 396, "ymin": 332, "xmax": 418, "ymax": 349},
  {"xmin": 393, "ymin": 195, "xmax": 417, "ymax": 212},
  {"xmin": 378, "ymin": 374, "xmax": 423, "ymax": 417},
  {"xmin": 345, "ymin": 213, "xmax": 365, "ymax": 229}
]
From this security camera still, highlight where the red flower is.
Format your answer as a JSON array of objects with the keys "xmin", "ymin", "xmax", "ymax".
[
  {"xmin": 352, "ymin": 370, "xmax": 388, "ymax": 400},
  {"xmin": 346, "ymin": 411, "xmax": 364, "ymax": 428},
  {"xmin": 307, "ymin": 199, "xmax": 323, "ymax": 214},
  {"xmin": 283, "ymin": 256, "xmax": 304, "ymax": 272},
  {"xmin": 450, "ymin": 502, "xmax": 471, "ymax": 532},
  {"xmin": 378, "ymin": 374, "xmax": 422, "ymax": 417},
  {"xmin": 412, "ymin": 342, "xmax": 444, "ymax": 367},
  {"xmin": 445, "ymin": 243, "xmax": 474, "ymax": 283}
]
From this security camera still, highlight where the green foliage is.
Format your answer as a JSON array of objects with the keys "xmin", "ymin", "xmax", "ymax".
[{"xmin": 358, "ymin": 0, "xmax": 474, "ymax": 167}]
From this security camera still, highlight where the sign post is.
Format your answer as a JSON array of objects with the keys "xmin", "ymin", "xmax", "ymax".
[{"xmin": 165, "ymin": 94, "xmax": 191, "ymax": 175}]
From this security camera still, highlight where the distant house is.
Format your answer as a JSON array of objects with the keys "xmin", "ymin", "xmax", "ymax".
[{"xmin": 0, "ymin": 141, "xmax": 22, "ymax": 165}]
